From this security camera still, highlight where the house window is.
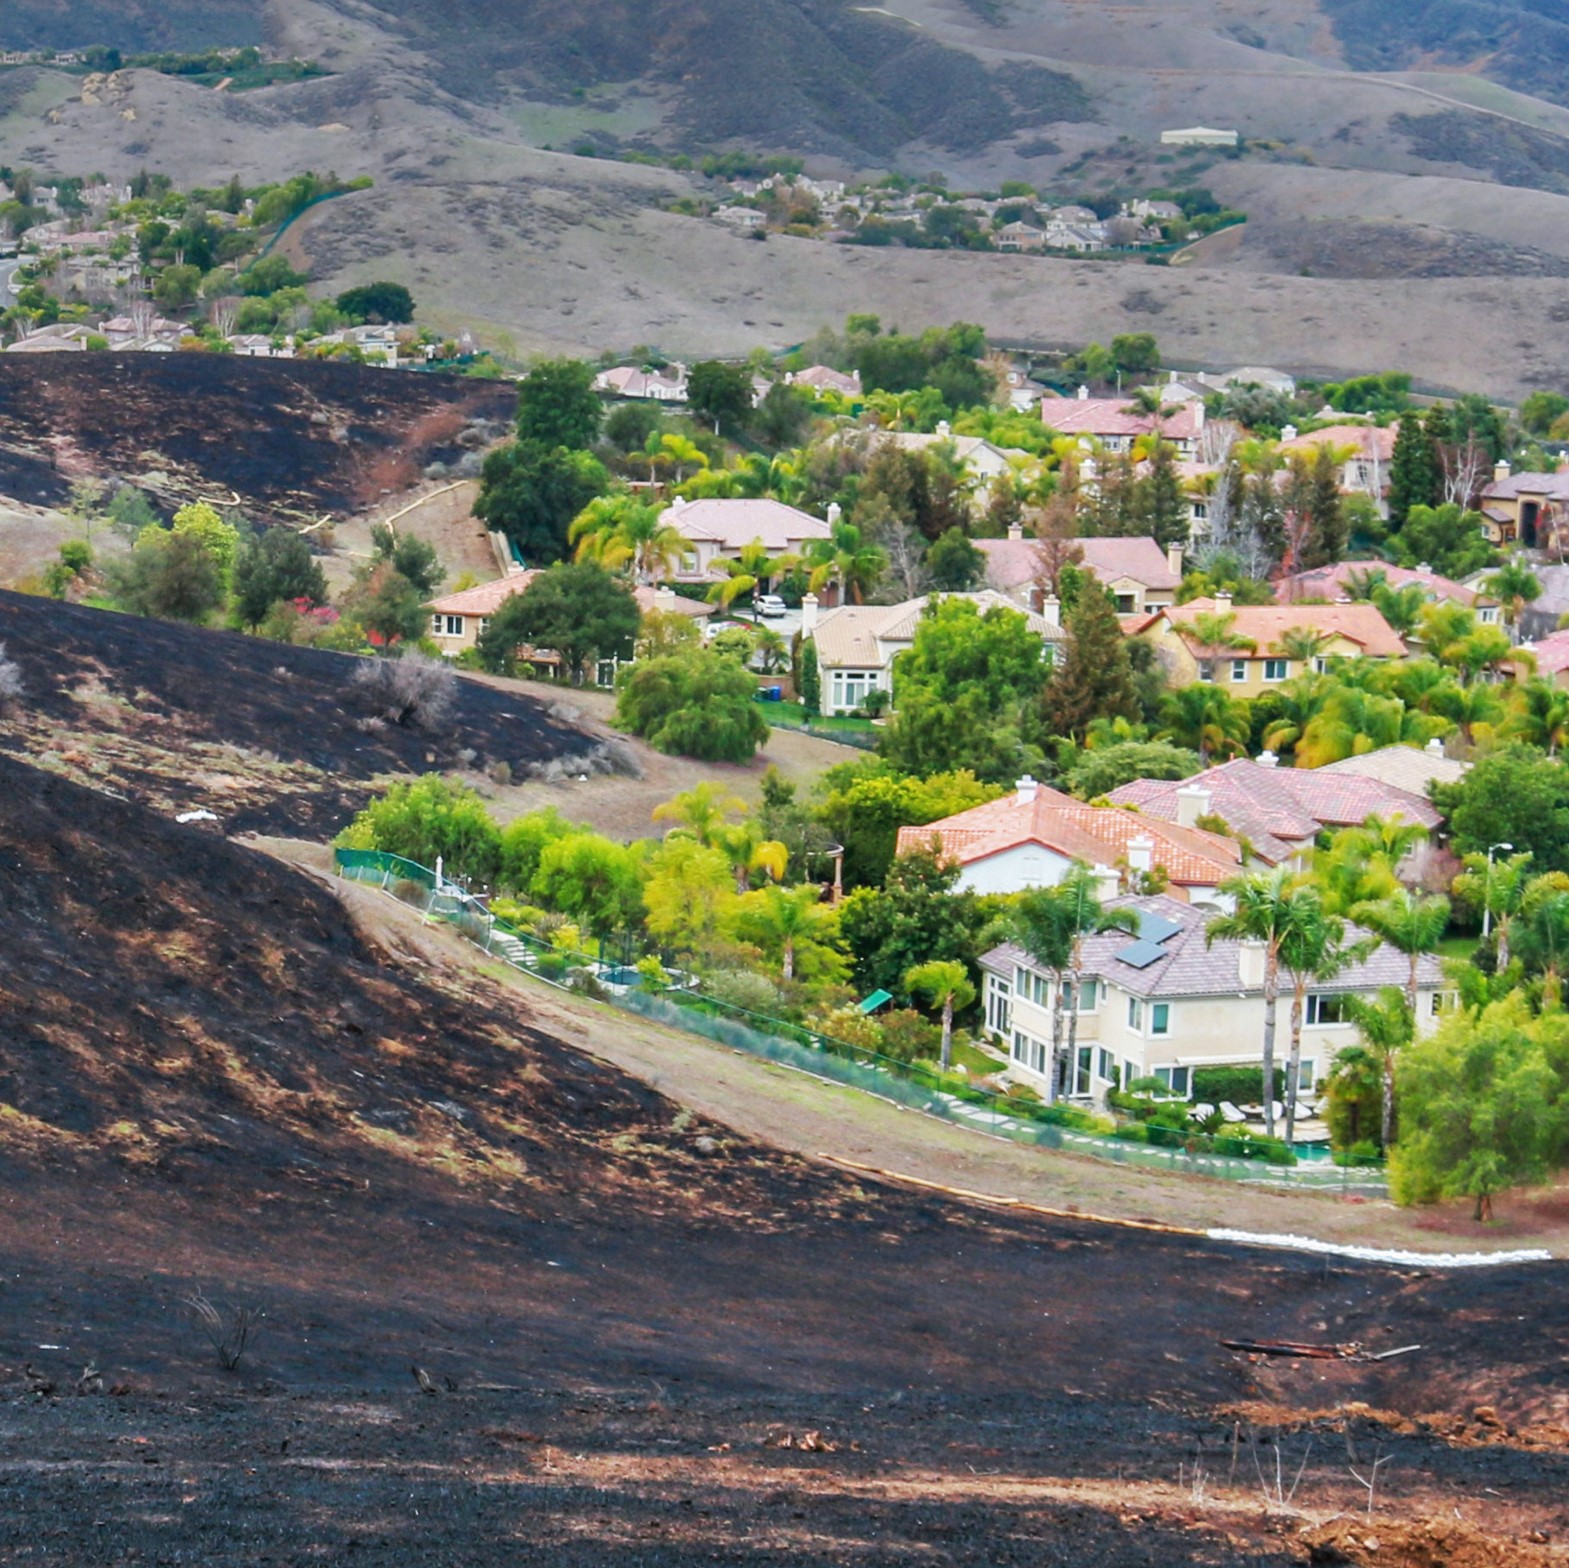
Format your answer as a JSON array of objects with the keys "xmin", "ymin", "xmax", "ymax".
[
  {"xmin": 1153, "ymin": 1065, "xmax": 1191, "ymax": 1097},
  {"xmin": 440, "ymin": 615, "xmax": 464, "ymax": 637},
  {"xmin": 1197, "ymin": 659, "xmax": 1215, "ymax": 682},
  {"xmin": 1074, "ymin": 1046, "xmax": 1093, "ymax": 1096},
  {"xmin": 1192, "ymin": 502, "xmax": 1209, "ymax": 521},
  {"xmin": 988, "ymin": 975, "xmax": 1012, "ymax": 1035},
  {"xmin": 1012, "ymin": 1030, "xmax": 1028, "ymax": 1064},
  {"xmin": 1296, "ymin": 1058, "xmax": 1316, "ymax": 1093},
  {"xmin": 1230, "ymin": 660, "xmax": 1248, "ymax": 683},
  {"xmin": 834, "ymin": 670, "xmax": 877, "ymax": 710},
  {"xmin": 1305, "ymin": 993, "xmax": 1346, "ymax": 1026},
  {"xmin": 430, "ymin": 613, "xmax": 443, "ymax": 635},
  {"xmin": 1069, "ymin": 979, "xmax": 1097, "ymax": 1013},
  {"xmin": 1097, "ymin": 1047, "xmax": 1118, "ymax": 1084},
  {"xmin": 1127, "ymin": 997, "xmax": 1142, "ymax": 1030},
  {"xmin": 1263, "ymin": 659, "xmax": 1288, "ymax": 682},
  {"xmin": 478, "ymin": 618, "xmax": 491, "ymax": 636},
  {"xmin": 1115, "ymin": 592, "xmax": 1137, "ymax": 614},
  {"xmin": 1150, "ymin": 1002, "xmax": 1170, "ymax": 1036},
  {"xmin": 1313, "ymin": 657, "xmax": 1331, "ymax": 674}
]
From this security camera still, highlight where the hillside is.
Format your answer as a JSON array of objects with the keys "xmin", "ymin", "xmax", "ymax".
[
  {"xmin": 0, "ymin": 745, "xmax": 1565, "ymax": 1562},
  {"xmin": 0, "ymin": 591, "xmax": 608, "ymax": 834}
]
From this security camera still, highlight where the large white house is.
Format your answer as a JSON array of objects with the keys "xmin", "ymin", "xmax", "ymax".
[
  {"xmin": 981, "ymin": 893, "xmax": 1446, "ymax": 1104},
  {"xmin": 662, "ymin": 496, "xmax": 833, "ymax": 584}
]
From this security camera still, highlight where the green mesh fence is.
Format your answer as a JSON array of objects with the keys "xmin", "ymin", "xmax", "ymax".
[{"xmin": 334, "ymin": 848, "xmax": 1386, "ymax": 1193}]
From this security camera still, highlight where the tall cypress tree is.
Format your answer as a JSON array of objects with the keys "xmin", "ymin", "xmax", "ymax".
[
  {"xmin": 1388, "ymin": 411, "xmax": 1436, "ymax": 531},
  {"xmin": 1304, "ymin": 445, "xmax": 1347, "ymax": 568},
  {"xmin": 1140, "ymin": 440, "xmax": 1190, "ymax": 550},
  {"xmin": 1040, "ymin": 585, "xmax": 1140, "ymax": 742}
]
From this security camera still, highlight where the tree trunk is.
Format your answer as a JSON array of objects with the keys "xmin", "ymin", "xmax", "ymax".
[
  {"xmin": 940, "ymin": 997, "xmax": 954, "ymax": 1072},
  {"xmin": 1048, "ymin": 970, "xmax": 1067, "ymax": 1105},
  {"xmin": 1497, "ymin": 920, "xmax": 1510, "ymax": 971},
  {"xmin": 1474, "ymin": 1189, "xmax": 1493, "ymax": 1222},
  {"xmin": 1261, "ymin": 957, "xmax": 1280, "ymax": 1139},
  {"xmin": 782, "ymin": 936, "xmax": 794, "ymax": 983},
  {"xmin": 1065, "ymin": 964, "xmax": 1082, "ymax": 1100},
  {"xmin": 1380, "ymin": 1044, "xmax": 1396, "ymax": 1156},
  {"xmin": 1406, "ymin": 955, "xmax": 1419, "ymax": 1034},
  {"xmin": 1284, "ymin": 980, "xmax": 1305, "ymax": 1144}
]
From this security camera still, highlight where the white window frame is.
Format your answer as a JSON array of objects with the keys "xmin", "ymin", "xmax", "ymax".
[
  {"xmin": 1097, "ymin": 1047, "xmax": 1117, "ymax": 1084},
  {"xmin": 1262, "ymin": 658, "xmax": 1288, "ymax": 682},
  {"xmin": 1305, "ymin": 993, "xmax": 1346, "ymax": 1027},
  {"xmin": 1150, "ymin": 1001, "xmax": 1171, "ymax": 1037},
  {"xmin": 1127, "ymin": 996, "xmax": 1142, "ymax": 1030},
  {"xmin": 1230, "ymin": 659, "xmax": 1248, "ymax": 683},
  {"xmin": 430, "ymin": 613, "xmax": 443, "ymax": 635},
  {"xmin": 1153, "ymin": 1064, "xmax": 1190, "ymax": 1097},
  {"xmin": 441, "ymin": 614, "xmax": 464, "ymax": 637}
]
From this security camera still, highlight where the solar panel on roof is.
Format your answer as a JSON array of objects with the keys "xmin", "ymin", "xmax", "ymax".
[
  {"xmin": 1114, "ymin": 939, "xmax": 1169, "ymax": 970},
  {"xmin": 1134, "ymin": 913, "xmax": 1183, "ymax": 945}
]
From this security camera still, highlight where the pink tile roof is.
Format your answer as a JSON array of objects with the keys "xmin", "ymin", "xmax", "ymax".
[
  {"xmin": 1278, "ymin": 424, "xmax": 1398, "ymax": 463},
  {"xmin": 1523, "ymin": 628, "xmax": 1569, "ymax": 678},
  {"xmin": 1107, "ymin": 758, "xmax": 1440, "ymax": 865},
  {"xmin": 663, "ymin": 497, "xmax": 831, "ymax": 552},
  {"xmin": 1164, "ymin": 598, "xmax": 1406, "ymax": 658},
  {"xmin": 977, "ymin": 535, "xmax": 1179, "ymax": 594},
  {"xmin": 896, "ymin": 785, "xmax": 1242, "ymax": 888},
  {"xmin": 1037, "ymin": 396, "xmax": 1203, "ymax": 442},
  {"xmin": 1275, "ymin": 561, "xmax": 1494, "ymax": 609}
]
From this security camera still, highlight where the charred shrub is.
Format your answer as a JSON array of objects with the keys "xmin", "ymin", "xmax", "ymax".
[{"xmin": 352, "ymin": 651, "xmax": 456, "ymax": 731}]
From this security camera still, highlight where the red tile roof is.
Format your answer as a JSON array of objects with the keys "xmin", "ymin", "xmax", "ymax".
[
  {"xmin": 1037, "ymin": 396, "xmax": 1203, "ymax": 442},
  {"xmin": 1275, "ymin": 561, "xmax": 1495, "ymax": 610},
  {"xmin": 1164, "ymin": 598, "xmax": 1406, "ymax": 658}
]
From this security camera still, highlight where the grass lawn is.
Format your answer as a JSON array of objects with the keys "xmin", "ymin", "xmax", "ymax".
[
  {"xmin": 765, "ymin": 699, "xmax": 876, "ymax": 736},
  {"xmin": 1437, "ymin": 933, "xmax": 1479, "ymax": 960},
  {"xmin": 951, "ymin": 1039, "xmax": 1003, "ymax": 1077}
]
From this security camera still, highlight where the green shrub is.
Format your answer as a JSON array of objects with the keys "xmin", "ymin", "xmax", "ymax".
[
  {"xmin": 1112, "ymin": 1122, "xmax": 1149, "ymax": 1143},
  {"xmin": 1191, "ymin": 1065, "xmax": 1284, "ymax": 1105},
  {"xmin": 879, "ymin": 1007, "xmax": 941, "ymax": 1062},
  {"xmin": 1334, "ymin": 1139, "xmax": 1383, "ymax": 1168}
]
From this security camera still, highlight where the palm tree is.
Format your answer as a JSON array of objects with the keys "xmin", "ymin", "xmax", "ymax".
[
  {"xmin": 805, "ymin": 519, "xmax": 886, "ymax": 606},
  {"xmin": 1013, "ymin": 864, "xmax": 1138, "ymax": 1102},
  {"xmin": 658, "ymin": 432, "xmax": 709, "ymax": 486},
  {"xmin": 1341, "ymin": 987, "xmax": 1413, "ymax": 1152},
  {"xmin": 1312, "ymin": 814, "xmax": 1430, "ymax": 917},
  {"xmin": 651, "ymin": 781, "xmax": 746, "ymax": 847},
  {"xmin": 715, "ymin": 819, "xmax": 790, "ymax": 891},
  {"xmin": 1127, "ymin": 384, "xmax": 1176, "ymax": 449},
  {"xmin": 1277, "ymin": 897, "xmax": 1375, "ymax": 1140},
  {"xmin": 1370, "ymin": 581, "xmax": 1430, "ymax": 641},
  {"xmin": 1352, "ymin": 886, "xmax": 1450, "ymax": 1028},
  {"xmin": 1158, "ymin": 684, "xmax": 1249, "ymax": 764},
  {"xmin": 1430, "ymin": 679, "xmax": 1506, "ymax": 748},
  {"xmin": 1519, "ymin": 889, "xmax": 1569, "ymax": 1007},
  {"xmin": 1342, "ymin": 565, "xmax": 1390, "ymax": 602},
  {"xmin": 906, "ymin": 960, "xmax": 977, "ymax": 1071},
  {"xmin": 1295, "ymin": 686, "xmax": 1445, "ymax": 767},
  {"xmin": 735, "ymin": 883, "xmax": 843, "ymax": 982},
  {"xmin": 1259, "ymin": 672, "xmax": 1333, "ymax": 758},
  {"xmin": 569, "ymin": 495, "xmax": 686, "ymax": 584},
  {"xmin": 1186, "ymin": 609, "xmax": 1258, "ymax": 658},
  {"xmin": 1206, "ymin": 867, "xmax": 1315, "ymax": 1137},
  {"xmin": 1508, "ymin": 678, "xmax": 1569, "ymax": 756},
  {"xmin": 1452, "ymin": 849, "xmax": 1532, "ymax": 968},
  {"xmin": 1485, "ymin": 560, "xmax": 1541, "ymax": 632},
  {"xmin": 1271, "ymin": 626, "xmax": 1333, "ymax": 670}
]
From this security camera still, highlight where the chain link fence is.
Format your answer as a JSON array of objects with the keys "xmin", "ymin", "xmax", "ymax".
[{"xmin": 335, "ymin": 848, "xmax": 1387, "ymax": 1194}]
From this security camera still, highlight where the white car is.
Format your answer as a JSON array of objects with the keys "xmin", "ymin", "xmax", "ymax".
[{"xmin": 755, "ymin": 595, "xmax": 788, "ymax": 618}]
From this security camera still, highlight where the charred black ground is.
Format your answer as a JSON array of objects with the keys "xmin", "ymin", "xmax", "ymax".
[
  {"xmin": 0, "ymin": 591, "xmax": 595, "ymax": 833},
  {"xmin": 0, "ymin": 750, "xmax": 1564, "ymax": 1563}
]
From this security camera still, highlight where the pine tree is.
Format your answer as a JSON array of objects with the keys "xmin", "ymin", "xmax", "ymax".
[
  {"xmin": 1140, "ymin": 440, "xmax": 1189, "ymax": 550},
  {"xmin": 1388, "ymin": 411, "xmax": 1437, "ymax": 531},
  {"xmin": 1040, "ymin": 584, "xmax": 1140, "ymax": 741},
  {"xmin": 799, "ymin": 639, "xmax": 821, "ymax": 716}
]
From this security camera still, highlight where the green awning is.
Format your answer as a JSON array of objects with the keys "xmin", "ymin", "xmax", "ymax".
[{"xmin": 857, "ymin": 989, "xmax": 893, "ymax": 1014}]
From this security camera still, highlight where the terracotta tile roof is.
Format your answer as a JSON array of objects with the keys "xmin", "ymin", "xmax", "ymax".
[
  {"xmin": 1164, "ymin": 598, "xmax": 1406, "ymax": 658},
  {"xmin": 663, "ymin": 497, "xmax": 831, "ymax": 552},
  {"xmin": 1038, "ymin": 396, "xmax": 1204, "ymax": 442},
  {"xmin": 1276, "ymin": 562, "xmax": 1495, "ymax": 610},
  {"xmin": 427, "ymin": 573, "xmax": 712, "ymax": 618},
  {"xmin": 1107, "ymin": 758, "xmax": 1440, "ymax": 865},
  {"xmin": 895, "ymin": 786, "xmax": 1242, "ymax": 888},
  {"xmin": 981, "ymin": 894, "xmax": 1443, "ymax": 1000},
  {"xmin": 1521, "ymin": 628, "xmax": 1569, "ymax": 678}
]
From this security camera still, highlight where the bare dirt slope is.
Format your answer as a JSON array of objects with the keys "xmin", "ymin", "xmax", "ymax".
[{"xmin": 0, "ymin": 748, "xmax": 1566, "ymax": 1564}]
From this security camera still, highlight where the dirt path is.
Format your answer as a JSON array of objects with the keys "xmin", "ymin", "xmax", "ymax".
[
  {"xmin": 325, "ymin": 478, "xmax": 497, "ymax": 596},
  {"xmin": 269, "ymin": 839, "xmax": 1569, "ymax": 1257}
]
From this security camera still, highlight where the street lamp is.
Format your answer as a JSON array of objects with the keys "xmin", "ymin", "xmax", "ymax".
[{"xmin": 1482, "ymin": 841, "xmax": 1514, "ymax": 941}]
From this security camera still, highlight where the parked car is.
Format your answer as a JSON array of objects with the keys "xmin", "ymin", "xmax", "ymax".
[{"xmin": 755, "ymin": 594, "xmax": 788, "ymax": 618}]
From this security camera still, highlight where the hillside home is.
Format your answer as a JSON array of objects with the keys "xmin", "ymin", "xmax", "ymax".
[
  {"xmin": 661, "ymin": 495, "xmax": 833, "ymax": 584},
  {"xmin": 977, "ymin": 530, "xmax": 1183, "ymax": 616},
  {"xmin": 894, "ymin": 776, "xmax": 1242, "ymax": 904},
  {"xmin": 427, "ymin": 574, "xmax": 712, "ymax": 660},
  {"xmin": 1275, "ymin": 561, "xmax": 1500, "ymax": 624},
  {"xmin": 1135, "ymin": 596, "xmax": 1405, "ymax": 697},
  {"xmin": 981, "ymin": 893, "xmax": 1443, "ymax": 1104},
  {"xmin": 1278, "ymin": 423, "xmax": 1397, "ymax": 517},
  {"xmin": 873, "ymin": 422, "xmax": 1025, "ymax": 493},
  {"xmin": 1479, "ymin": 461, "xmax": 1569, "ymax": 549},
  {"xmin": 593, "ymin": 364, "xmax": 690, "ymax": 402},
  {"xmin": 786, "ymin": 365, "xmax": 862, "ymax": 398},
  {"xmin": 1038, "ymin": 389, "xmax": 1205, "ymax": 460},
  {"xmin": 1042, "ymin": 220, "xmax": 1106, "ymax": 252},
  {"xmin": 1317, "ymin": 739, "xmax": 1468, "ymax": 796},
  {"xmin": 805, "ymin": 591, "xmax": 1065, "ymax": 716},
  {"xmin": 996, "ymin": 221, "xmax": 1046, "ymax": 252},
  {"xmin": 1160, "ymin": 126, "xmax": 1239, "ymax": 147},
  {"xmin": 1107, "ymin": 755, "xmax": 1442, "ymax": 868}
]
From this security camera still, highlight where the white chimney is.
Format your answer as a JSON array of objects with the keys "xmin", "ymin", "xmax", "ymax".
[
  {"xmin": 1007, "ymin": 521, "xmax": 1024, "ymax": 542},
  {"xmin": 1094, "ymin": 862, "xmax": 1120, "ymax": 901},
  {"xmin": 1281, "ymin": 423, "xmax": 1298, "ymax": 442},
  {"xmin": 1175, "ymin": 782, "xmax": 1211, "ymax": 829},
  {"xmin": 1426, "ymin": 736, "xmax": 1446, "ymax": 757},
  {"xmin": 827, "ymin": 501, "xmax": 842, "ymax": 527},
  {"xmin": 1238, "ymin": 939, "xmax": 1266, "ymax": 991},
  {"xmin": 1494, "ymin": 458, "xmax": 1512, "ymax": 485},
  {"xmin": 1128, "ymin": 835, "xmax": 1154, "ymax": 874},
  {"xmin": 1016, "ymin": 775, "xmax": 1040, "ymax": 805},
  {"xmin": 936, "ymin": 420, "xmax": 952, "ymax": 439},
  {"xmin": 1040, "ymin": 594, "xmax": 1061, "ymax": 628},
  {"xmin": 1193, "ymin": 401, "xmax": 1205, "ymax": 431},
  {"xmin": 1077, "ymin": 384, "xmax": 1090, "ymax": 401},
  {"xmin": 654, "ymin": 585, "xmax": 676, "ymax": 613},
  {"xmin": 1214, "ymin": 589, "xmax": 1232, "ymax": 606},
  {"xmin": 669, "ymin": 494, "xmax": 688, "ymax": 512},
  {"xmin": 1166, "ymin": 542, "xmax": 1184, "ymax": 578},
  {"xmin": 1256, "ymin": 750, "xmax": 1279, "ymax": 769},
  {"xmin": 801, "ymin": 592, "xmax": 819, "ymax": 636}
]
